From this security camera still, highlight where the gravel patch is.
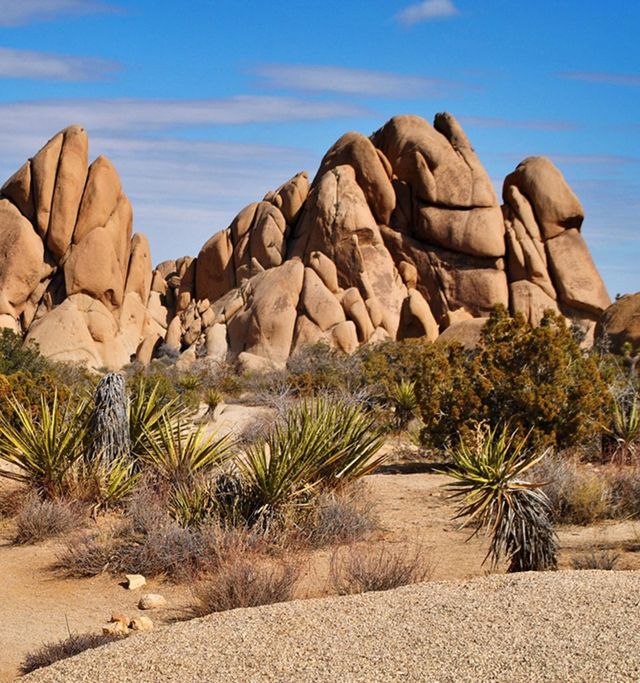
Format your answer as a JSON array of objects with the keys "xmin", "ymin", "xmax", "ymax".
[{"xmin": 26, "ymin": 570, "xmax": 640, "ymax": 682}]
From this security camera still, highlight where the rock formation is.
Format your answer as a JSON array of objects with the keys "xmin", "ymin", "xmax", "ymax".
[
  {"xmin": 596, "ymin": 294, "xmax": 640, "ymax": 353},
  {"xmin": 0, "ymin": 114, "xmax": 612, "ymax": 370}
]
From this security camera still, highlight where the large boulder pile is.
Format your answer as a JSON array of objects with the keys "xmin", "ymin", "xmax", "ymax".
[
  {"xmin": 0, "ymin": 126, "xmax": 163, "ymax": 368},
  {"xmin": 0, "ymin": 113, "xmax": 612, "ymax": 370},
  {"xmin": 596, "ymin": 294, "xmax": 640, "ymax": 353}
]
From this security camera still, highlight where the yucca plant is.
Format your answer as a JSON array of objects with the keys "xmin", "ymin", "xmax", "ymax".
[
  {"xmin": 74, "ymin": 456, "xmax": 141, "ymax": 513},
  {"xmin": 139, "ymin": 415, "xmax": 234, "ymax": 486},
  {"xmin": 128, "ymin": 378, "xmax": 193, "ymax": 461},
  {"xmin": 0, "ymin": 392, "xmax": 89, "ymax": 499},
  {"xmin": 607, "ymin": 393, "xmax": 640, "ymax": 465},
  {"xmin": 387, "ymin": 380, "xmax": 418, "ymax": 430},
  {"xmin": 447, "ymin": 423, "xmax": 557, "ymax": 573},
  {"xmin": 237, "ymin": 398, "xmax": 385, "ymax": 523}
]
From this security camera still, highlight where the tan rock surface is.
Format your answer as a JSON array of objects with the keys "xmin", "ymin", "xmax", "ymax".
[{"xmin": 546, "ymin": 228, "xmax": 610, "ymax": 315}]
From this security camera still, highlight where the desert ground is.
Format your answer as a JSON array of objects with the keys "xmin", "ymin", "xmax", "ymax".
[{"xmin": 2, "ymin": 465, "xmax": 639, "ymax": 682}]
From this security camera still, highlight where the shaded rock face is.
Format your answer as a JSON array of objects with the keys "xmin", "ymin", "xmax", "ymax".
[
  {"xmin": 596, "ymin": 294, "xmax": 640, "ymax": 354},
  {"xmin": 0, "ymin": 114, "xmax": 610, "ymax": 369},
  {"xmin": 0, "ymin": 126, "xmax": 164, "ymax": 369}
]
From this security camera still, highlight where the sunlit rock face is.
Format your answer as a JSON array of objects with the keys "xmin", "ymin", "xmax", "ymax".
[{"xmin": 0, "ymin": 113, "xmax": 610, "ymax": 369}]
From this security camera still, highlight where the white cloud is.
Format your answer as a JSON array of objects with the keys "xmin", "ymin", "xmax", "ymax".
[
  {"xmin": 395, "ymin": 0, "xmax": 459, "ymax": 27},
  {"xmin": 253, "ymin": 64, "xmax": 459, "ymax": 98},
  {"xmin": 0, "ymin": 47, "xmax": 118, "ymax": 81},
  {"xmin": 0, "ymin": 97, "xmax": 370, "ymax": 135},
  {"xmin": 560, "ymin": 71, "xmax": 640, "ymax": 87},
  {"xmin": 0, "ymin": 0, "xmax": 115, "ymax": 26},
  {"xmin": 460, "ymin": 115, "xmax": 576, "ymax": 132},
  {"xmin": 0, "ymin": 95, "xmax": 367, "ymax": 263}
]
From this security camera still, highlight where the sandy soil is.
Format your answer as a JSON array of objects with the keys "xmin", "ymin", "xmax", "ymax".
[{"xmin": 2, "ymin": 471, "xmax": 640, "ymax": 681}]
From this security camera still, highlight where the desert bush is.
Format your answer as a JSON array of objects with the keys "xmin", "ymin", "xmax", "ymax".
[
  {"xmin": 448, "ymin": 423, "xmax": 557, "ymax": 572},
  {"xmin": 59, "ymin": 516, "xmax": 258, "ymax": 583},
  {"xmin": 534, "ymin": 455, "xmax": 610, "ymax": 525},
  {"xmin": 571, "ymin": 546, "xmax": 621, "ymax": 570},
  {"xmin": 193, "ymin": 556, "xmax": 300, "ymax": 615},
  {"xmin": 0, "ymin": 329, "xmax": 49, "ymax": 376},
  {"xmin": 285, "ymin": 342, "xmax": 364, "ymax": 397},
  {"xmin": 21, "ymin": 633, "xmax": 124, "ymax": 675},
  {"xmin": 14, "ymin": 495, "xmax": 83, "ymax": 544},
  {"xmin": 330, "ymin": 543, "xmax": 431, "ymax": 595},
  {"xmin": 237, "ymin": 398, "xmax": 385, "ymax": 524},
  {"xmin": 358, "ymin": 338, "xmax": 428, "ymax": 393},
  {"xmin": 0, "ymin": 392, "xmax": 89, "ymax": 499},
  {"xmin": 304, "ymin": 486, "xmax": 377, "ymax": 548},
  {"xmin": 417, "ymin": 306, "xmax": 610, "ymax": 451},
  {"xmin": 601, "ymin": 466, "xmax": 640, "ymax": 519}
]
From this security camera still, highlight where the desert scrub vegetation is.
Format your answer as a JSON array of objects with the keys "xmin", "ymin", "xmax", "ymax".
[
  {"xmin": 13, "ymin": 495, "xmax": 83, "ymax": 544},
  {"xmin": 21, "ymin": 633, "xmax": 125, "ymax": 675},
  {"xmin": 448, "ymin": 423, "xmax": 557, "ymax": 573},
  {"xmin": 417, "ymin": 306, "xmax": 610, "ymax": 451},
  {"xmin": 192, "ymin": 556, "xmax": 301, "ymax": 615},
  {"xmin": 329, "ymin": 543, "xmax": 431, "ymax": 595}
]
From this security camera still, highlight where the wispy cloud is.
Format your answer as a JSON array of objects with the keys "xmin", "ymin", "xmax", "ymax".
[
  {"xmin": 0, "ymin": 95, "xmax": 367, "ymax": 262},
  {"xmin": 0, "ymin": 97, "xmax": 371, "ymax": 135},
  {"xmin": 550, "ymin": 153, "xmax": 640, "ymax": 166},
  {"xmin": 0, "ymin": 47, "xmax": 119, "ymax": 81},
  {"xmin": 253, "ymin": 64, "xmax": 460, "ymax": 98},
  {"xmin": 460, "ymin": 115, "xmax": 576, "ymax": 132},
  {"xmin": 395, "ymin": 0, "xmax": 459, "ymax": 27},
  {"xmin": 0, "ymin": 0, "xmax": 116, "ymax": 26},
  {"xmin": 560, "ymin": 71, "xmax": 640, "ymax": 87}
]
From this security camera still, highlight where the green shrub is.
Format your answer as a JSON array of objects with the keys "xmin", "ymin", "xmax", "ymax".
[
  {"xmin": 417, "ymin": 306, "xmax": 610, "ymax": 451},
  {"xmin": 237, "ymin": 398, "xmax": 385, "ymax": 524},
  {"xmin": 0, "ymin": 392, "xmax": 89, "ymax": 499}
]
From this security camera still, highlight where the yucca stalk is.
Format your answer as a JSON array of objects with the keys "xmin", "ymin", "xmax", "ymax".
[
  {"xmin": 139, "ymin": 415, "xmax": 234, "ymax": 486},
  {"xmin": 237, "ymin": 398, "xmax": 385, "ymax": 521},
  {"xmin": 0, "ymin": 392, "xmax": 89, "ymax": 499},
  {"xmin": 447, "ymin": 423, "xmax": 557, "ymax": 573},
  {"xmin": 88, "ymin": 373, "xmax": 130, "ymax": 465},
  {"xmin": 128, "ymin": 378, "xmax": 193, "ymax": 460}
]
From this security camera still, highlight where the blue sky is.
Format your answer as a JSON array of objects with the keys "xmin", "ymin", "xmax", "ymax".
[{"xmin": 0, "ymin": 0, "xmax": 638, "ymax": 295}]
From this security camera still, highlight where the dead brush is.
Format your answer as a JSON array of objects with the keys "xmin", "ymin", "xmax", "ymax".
[
  {"xmin": 14, "ymin": 495, "xmax": 84, "ymax": 544},
  {"xmin": 193, "ymin": 554, "xmax": 301, "ymax": 615},
  {"xmin": 329, "ymin": 542, "xmax": 432, "ymax": 595},
  {"xmin": 571, "ymin": 546, "xmax": 621, "ymax": 570},
  {"xmin": 304, "ymin": 485, "xmax": 377, "ymax": 548},
  {"xmin": 21, "ymin": 633, "xmax": 125, "ymax": 675}
]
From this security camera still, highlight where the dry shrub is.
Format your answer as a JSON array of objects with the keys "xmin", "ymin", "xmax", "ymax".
[
  {"xmin": 14, "ymin": 496, "xmax": 84, "ymax": 544},
  {"xmin": 21, "ymin": 633, "xmax": 124, "ymax": 675},
  {"xmin": 535, "ymin": 456, "xmax": 610, "ymax": 525},
  {"xmin": 193, "ymin": 555, "xmax": 300, "ymax": 615},
  {"xmin": 330, "ymin": 543, "xmax": 431, "ymax": 595},
  {"xmin": 0, "ymin": 483, "xmax": 29, "ymax": 518},
  {"xmin": 571, "ymin": 546, "xmax": 621, "ymax": 570},
  {"xmin": 605, "ymin": 467, "xmax": 640, "ymax": 519},
  {"xmin": 305, "ymin": 485, "xmax": 377, "ymax": 548},
  {"xmin": 58, "ymin": 520, "xmax": 258, "ymax": 583}
]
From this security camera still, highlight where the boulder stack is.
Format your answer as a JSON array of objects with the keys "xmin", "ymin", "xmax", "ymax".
[{"xmin": 0, "ymin": 114, "xmax": 611, "ymax": 369}]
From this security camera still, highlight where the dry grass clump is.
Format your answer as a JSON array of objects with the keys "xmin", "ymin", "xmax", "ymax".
[
  {"xmin": 304, "ymin": 485, "xmax": 377, "ymax": 548},
  {"xmin": 571, "ymin": 546, "xmax": 621, "ymax": 570},
  {"xmin": 535, "ymin": 455, "xmax": 610, "ymax": 525},
  {"xmin": 14, "ymin": 495, "xmax": 84, "ymax": 544},
  {"xmin": 21, "ymin": 633, "xmax": 124, "ymax": 675},
  {"xmin": 605, "ymin": 467, "xmax": 640, "ymax": 519},
  {"xmin": 330, "ymin": 543, "xmax": 431, "ymax": 595},
  {"xmin": 193, "ymin": 555, "xmax": 300, "ymax": 615},
  {"xmin": 58, "ymin": 520, "xmax": 258, "ymax": 583}
]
